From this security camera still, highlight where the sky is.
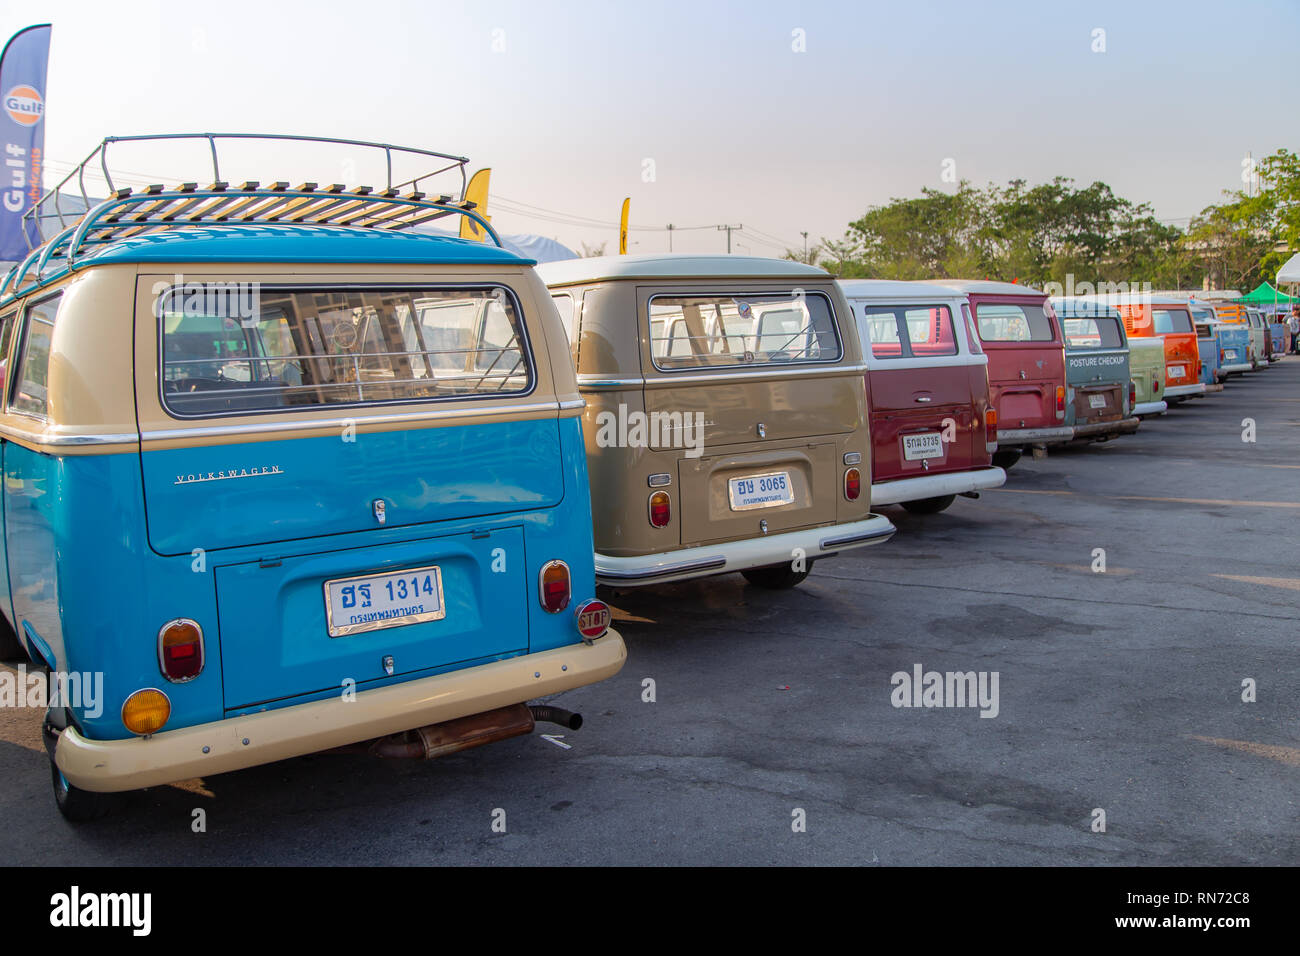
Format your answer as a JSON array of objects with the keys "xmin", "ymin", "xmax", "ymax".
[{"xmin": 6, "ymin": 0, "xmax": 1299, "ymax": 257}]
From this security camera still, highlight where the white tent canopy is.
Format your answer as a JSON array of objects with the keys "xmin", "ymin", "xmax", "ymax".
[{"xmin": 1277, "ymin": 252, "xmax": 1300, "ymax": 286}]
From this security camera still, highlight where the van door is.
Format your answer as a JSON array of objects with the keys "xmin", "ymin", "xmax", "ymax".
[
  {"xmin": 135, "ymin": 278, "xmax": 565, "ymax": 707},
  {"xmin": 640, "ymin": 287, "xmax": 862, "ymax": 546},
  {"xmin": 971, "ymin": 297, "xmax": 1065, "ymax": 430},
  {"xmin": 857, "ymin": 301, "xmax": 979, "ymax": 482}
]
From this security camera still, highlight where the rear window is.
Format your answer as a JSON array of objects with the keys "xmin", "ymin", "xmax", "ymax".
[
  {"xmin": 1152, "ymin": 308, "xmax": 1193, "ymax": 334},
  {"xmin": 862, "ymin": 304, "xmax": 958, "ymax": 359},
  {"xmin": 648, "ymin": 291, "xmax": 841, "ymax": 371},
  {"xmin": 974, "ymin": 302, "xmax": 1054, "ymax": 342},
  {"xmin": 1190, "ymin": 308, "xmax": 1215, "ymax": 323},
  {"xmin": 159, "ymin": 285, "xmax": 533, "ymax": 417},
  {"xmin": 1063, "ymin": 316, "xmax": 1124, "ymax": 350}
]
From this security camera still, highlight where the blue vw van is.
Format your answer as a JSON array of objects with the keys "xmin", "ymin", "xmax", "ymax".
[{"xmin": 0, "ymin": 135, "xmax": 625, "ymax": 820}]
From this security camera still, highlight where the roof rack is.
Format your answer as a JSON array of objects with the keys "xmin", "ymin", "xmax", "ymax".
[{"xmin": 2, "ymin": 133, "xmax": 501, "ymax": 303}]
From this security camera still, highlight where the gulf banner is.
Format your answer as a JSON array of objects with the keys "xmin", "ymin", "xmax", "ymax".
[{"xmin": 0, "ymin": 24, "xmax": 51, "ymax": 260}]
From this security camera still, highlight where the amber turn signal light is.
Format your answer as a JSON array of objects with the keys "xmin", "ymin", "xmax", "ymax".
[{"xmin": 121, "ymin": 688, "xmax": 171, "ymax": 737}]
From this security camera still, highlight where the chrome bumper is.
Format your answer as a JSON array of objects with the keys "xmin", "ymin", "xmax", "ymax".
[
  {"xmin": 871, "ymin": 466, "xmax": 1007, "ymax": 506},
  {"xmin": 595, "ymin": 513, "xmax": 896, "ymax": 586}
]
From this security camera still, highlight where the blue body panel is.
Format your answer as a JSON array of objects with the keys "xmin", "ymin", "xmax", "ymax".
[
  {"xmin": 1198, "ymin": 335, "xmax": 1220, "ymax": 384},
  {"xmin": 4, "ymin": 415, "xmax": 596, "ymax": 742},
  {"xmin": 1215, "ymin": 326, "xmax": 1250, "ymax": 374},
  {"xmin": 141, "ymin": 419, "xmax": 566, "ymax": 555}
]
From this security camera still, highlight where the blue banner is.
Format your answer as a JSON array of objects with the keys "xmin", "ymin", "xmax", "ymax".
[{"xmin": 0, "ymin": 24, "xmax": 51, "ymax": 261}]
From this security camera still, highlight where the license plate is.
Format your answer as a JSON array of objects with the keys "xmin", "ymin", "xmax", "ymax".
[
  {"xmin": 324, "ymin": 565, "xmax": 446, "ymax": 637},
  {"xmin": 1088, "ymin": 394, "xmax": 1108, "ymax": 409},
  {"xmin": 902, "ymin": 432, "xmax": 945, "ymax": 461},
  {"xmin": 1168, "ymin": 365, "xmax": 1186, "ymax": 378},
  {"xmin": 728, "ymin": 471, "xmax": 794, "ymax": 511},
  {"xmin": 1225, "ymin": 349, "xmax": 1238, "ymax": 360}
]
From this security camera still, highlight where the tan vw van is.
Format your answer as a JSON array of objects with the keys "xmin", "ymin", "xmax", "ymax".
[{"xmin": 537, "ymin": 255, "xmax": 895, "ymax": 589}]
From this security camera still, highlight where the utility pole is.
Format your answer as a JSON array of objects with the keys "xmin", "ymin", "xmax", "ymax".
[
  {"xmin": 717, "ymin": 223, "xmax": 742, "ymax": 253},
  {"xmin": 667, "ymin": 223, "xmax": 673, "ymax": 252},
  {"xmin": 801, "ymin": 231, "xmax": 809, "ymax": 263}
]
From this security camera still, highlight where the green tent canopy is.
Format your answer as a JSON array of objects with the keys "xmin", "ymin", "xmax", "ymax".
[{"xmin": 1235, "ymin": 280, "xmax": 1300, "ymax": 305}]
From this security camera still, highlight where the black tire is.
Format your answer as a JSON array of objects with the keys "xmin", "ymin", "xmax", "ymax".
[
  {"xmin": 0, "ymin": 615, "xmax": 24, "ymax": 663},
  {"xmin": 901, "ymin": 494, "xmax": 956, "ymax": 515},
  {"xmin": 992, "ymin": 449, "xmax": 1021, "ymax": 470},
  {"xmin": 51, "ymin": 759, "xmax": 118, "ymax": 822},
  {"xmin": 741, "ymin": 560, "xmax": 813, "ymax": 590}
]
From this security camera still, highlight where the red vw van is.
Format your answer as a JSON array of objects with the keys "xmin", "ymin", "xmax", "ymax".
[
  {"xmin": 1088, "ymin": 294, "xmax": 1206, "ymax": 402},
  {"xmin": 839, "ymin": 281, "xmax": 1005, "ymax": 514},
  {"xmin": 931, "ymin": 281, "xmax": 1068, "ymax": 469}
]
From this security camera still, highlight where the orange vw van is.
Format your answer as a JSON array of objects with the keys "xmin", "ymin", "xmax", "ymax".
[{"xmin": 1087, "ymin": 294, "xmax": 1205, "ymax": 403}]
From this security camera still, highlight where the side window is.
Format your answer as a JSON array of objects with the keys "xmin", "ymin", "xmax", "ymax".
[
  {"xmin": 11, "ymin": 292, "xmax": 62, "ymax": 419},
  {"xmin": 961, "ymin": 303, "xmax": 983, "ymax": 355},
  {"xmin": 0, "ymin": 310, "xmax": 17, "ymax": 391},
  {"xmin": 551, "ymin": 293, "xmax": 576, "ymax": 344}
]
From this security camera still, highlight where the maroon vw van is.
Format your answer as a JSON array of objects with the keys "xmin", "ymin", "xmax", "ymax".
[
  {"xmin": 931, "ymin": 280, "xmax": 1068, "ymax": 468},
  {"xmin": 840, "ymin": 280, "xmax": 1005, "ymax": 514}
]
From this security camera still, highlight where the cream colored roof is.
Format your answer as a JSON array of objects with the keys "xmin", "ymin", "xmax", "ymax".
[{"xmin": 535, "ymin": 254, "xmax": 829, "ymax": 287}]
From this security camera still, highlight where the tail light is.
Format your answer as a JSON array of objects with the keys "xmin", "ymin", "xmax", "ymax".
[
  {"xmin": 1055, "ymin": 385, "xmax": 1066, "ymax": 418},
  {"xmin": 1128, "ymin": 380, "xmax": 1136, "ymax": 407},
  {"xmin": 648, "ymin": 490, "xmax": 671, "ymax": 528},
  {"xmin": 158, "ymin": 618, "xmax": 204, "ymax": 682},
  {"xmin": 844, "ymin": 467, "xmax": 861, "ymax": 501},
  {"xmin": 121, "ymin": 688, "xmax": 171, "ymax": 737},
  {"xmin": 574, "ymin": 599, "xmax": 611, "ymax": 641},
  {"xmin": 539, "ymin": 560, "xmax": 571, "ymax": 613},
  {"xmin": 1153, "ymin": 376, "xmax": 1160, "ymax": 392},
  {"xmin": 985, "ymin": 408, "xmax": 997, "ymax": 439}
]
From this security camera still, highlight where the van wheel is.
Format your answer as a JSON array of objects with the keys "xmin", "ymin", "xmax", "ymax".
[
  {"xmin": 50, "ymin": 760, "xmax": 118, "ymax": 822},
  {"xmin": 992, "ymin": 450, "xmax": 1021, "ymax": 470},
  {"xmin": 742, "ymin": 561, "xmax": 813, "ymax": 590},
  {"xmin": 0, "ymin": 615, "xmax": 24, "ymax": 662},
  {"xmin": 901, "ymin": 494, "xmax": 956, "ymax": 515}
]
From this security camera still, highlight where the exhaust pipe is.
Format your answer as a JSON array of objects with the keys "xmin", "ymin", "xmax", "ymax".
[
  {"xmin": 529, "ymin": 705, "xmax": 583, "ymax": 730},
  {"xmin": 365, "ymin": 704, "xmax": 537, "ymax": 760},
  {"xmin": 335, "ymin": 702, "xmax": 584, "ymax": 760}
]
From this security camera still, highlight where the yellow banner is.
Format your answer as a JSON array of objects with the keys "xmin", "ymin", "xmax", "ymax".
[
  {"xmin": 460, "ymin": 168, "xmax": 492, "ymax": 242},
  {"xmin": 619, "ymin": 198, "xmax": 630, "ymax": 255}
]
